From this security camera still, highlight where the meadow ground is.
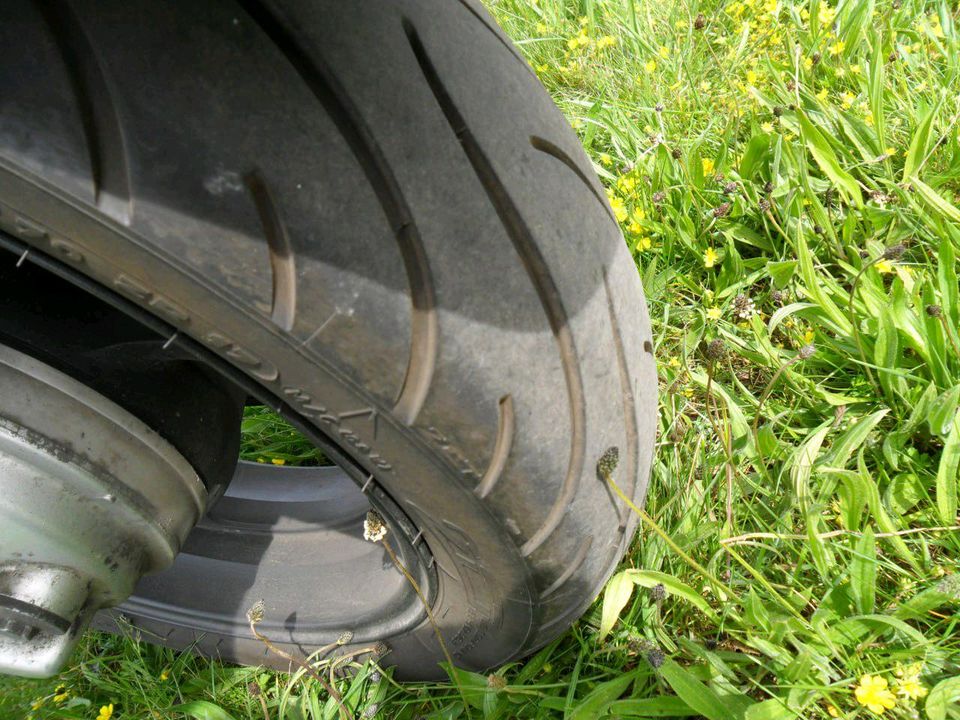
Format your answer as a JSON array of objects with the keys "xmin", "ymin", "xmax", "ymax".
[{"xmin": 5, "ymin": 0, "xmax": 960, "ymax": 718}]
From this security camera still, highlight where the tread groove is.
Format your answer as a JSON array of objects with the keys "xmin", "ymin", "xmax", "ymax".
[
  {"xmin": 474, "ymin": 394, "xmax": 515, "ymax": 499},
  {"xmin": 245, "ymin": 169, "xmax": 297, "ymax": 331},
  {"xmin": 36, "ymin": 0, "xmax": 132, "ymax": 224},
  {"xmin": 540, "ymin": 535, "xmax": 592, "ymax": 599},
  {"xmin": 405, "ymin": 22, "xmax": 586, "ymax": 558},
  {"xmin": 530, "ymin": 136, "xmax": 616, "ymax": 223},
  {"xmin": 603, "ymin": 269, "xmax": 639, "ymax": 527},
  {"xmin": 237, "ymin": 0, "xmax": 437, "ymax": 425}
]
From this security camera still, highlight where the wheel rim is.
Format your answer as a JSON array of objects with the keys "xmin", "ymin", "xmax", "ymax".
[{"xmin": 117, "ymin": 459, "xmax": 435, "ymax": 652}]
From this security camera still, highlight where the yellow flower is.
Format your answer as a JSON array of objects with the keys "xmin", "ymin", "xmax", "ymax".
[
  {"xmin": 658, "ymin": 45, "xmax": 670, "ymax": 58},
  {"xmin": 597, "ymin": 35, "xmax": 617, "ymax": 50},
  {"xmin": 826, "ymin": 705, "xmax": 840, "ymax": 718},
  {"xmin": 644, "ymin": 59, "xmax": 657, "ymax": 73},
  {"xmin": 668, "ymin": 356, "xmax": 681, "ymax": 368},
  {"xmin": 635, "ymin": 235, "xmax": 652, "ymax": 251},
  {"xmin": 535, "ymin": 22, "xmax": 547, "ymax": 34},
  {"xmin": 599, "ymin": 152, "xmax": 612, "ymax": 166},
  {"xmin": 819, "ymin": 6, "xmax": 837, "ymax": 25},
  {"xmin": 703, "ymin": 247, "xmax": 719, "ymax": 268},
  {"xmin": 816, "ymin": 88, "xmax": 829, "ymax": 101},
  {"xmin": 160, "ymin": 669, "xmax": 170, "ymax": 681},
  {"xmin": 31, "ymin": 698, "xmax": 45, "ymax": 711},
  {"xmin": 761, "ymin": 122, "xmax": 774, "ymax": 133},
  {"xmin": 875, "ymin": 259, "xmax": 895, "ymax": 274},
  {"xmin": 895, "ymin": 663, "xmax": 928, "ymax": 701},
  {"xmin": 536, "ymin": 63, "xmax": 549, "ymax": 73},
  {"xmin": 608, "ymin": 196, "xmax": 629, "ymax": 222},
  {"xmin": 54, "ymin": 690, "xmax": 70, "ymax": 703},
  {"xmin": 271, "ymin": 457, "xmax": 286, "ymax": 466},
  {"xmin": 841, "ymin": 91, "xmax": 855, "ymax": 109},
  {"xmin": 885, "ymin": 147, "xmax": 896, "ymax": 156},
  {"xmin": 897, "ymin": 678, "xmax": 927, "ymax": 701},
  {"xmin": 97, "ymin": 704, "xmax": 115, "ymax": 720},
  {"xmin": 567, "ymin": 36, "xmax": 579, "ymax": 50},
  {"xmin": 746, "ymin": 69, "xmax": 759, "ymax": 84},
  {"xmin": 803, "ymin": 328, "xmax": 815, "ymax": 344},
  {"xmin": 701, "ymin": 158, "xmax": 715, "ymax": 175},
  {"xmin": 851, "ymin": 63, "xmax": 862, "ymax": 74},
  {"xmin": 855, "ymin": 675, "xmax": 897, "ymax": 714},
  {"xmin": 803, "ymin": 56, "xmax": 814, "ymax": 70},
  {"xmin": 707, "ymin": 307, "xmax": 723, "ymax": 321},
  {"xmin": 829, "ymin": 39, "xmax": 846, "ymax": 56}
]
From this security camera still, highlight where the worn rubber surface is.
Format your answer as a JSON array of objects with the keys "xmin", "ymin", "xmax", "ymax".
[{"xmin": 0, "ymin": 0, "xmax": 657, "ymax": 679}]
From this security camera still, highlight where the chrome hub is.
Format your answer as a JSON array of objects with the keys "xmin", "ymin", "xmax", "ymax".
[{"xmin": 0, "ymin": 344, "xmax": 206, "ymax": 677}]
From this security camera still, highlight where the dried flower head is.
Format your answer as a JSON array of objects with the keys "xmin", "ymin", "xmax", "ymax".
[
  {"xmin": 646, "ymin": 648, "xmax": 665, "ymax": 669},
  {"xmin": 650, "ymin": 583, "xmax": 666, "ymax": 602},
  {"xmin": 733, "ymin": 294, "xmax": 756, "ymax": 319},
  {"xmin": 882, "ymin": 243, "xmax": 906, "ymax": 260},
  {"xmin": 363, "ymin": 510, "xmax": 388, "ymax": 542},
  {"xmin": 723, "ymin": 181, "xmax": 738, "ymax": 195},
  {"xmin": 799, "ymin": 344, "xmax": 816, "ymax": 359},
  {"xmin": 597, "ymin": 446, "xmax": 620, "ymax": 478},
  {"xmin": 694, "ymin": 13, "xmax": 706, "ymax": 29},
  {"xmin": 713, "ymin": 202, "xmax": 731, "ymax": 218},
  {"xmin": 247, "ymin": 682, "xmax": 262, "ymax": 698},
  {"xmin": 337, "ymin": 631, "xmax": 354, "ymax": 645},
  {"xmin": 926, "ymin": 304, "xmax": 943, "ymax": 317},
  {"xmin": 758, "ymin": 197, "xmax": 771, "ymax": 213},
  {"xmin": 247, "ymin": 599, "xmax": 265, "ymax": 625},
  {"xmin": 653, "ymin": 190, "xmax": 667, "ymax": 204},
  {"xmin": 487, "ymin": 674, "xmax": 507, "ymax": 691},
  {"xmin": 671, "ymin": 147, "xmax": 682, "ymax": 159},
  {"xmin": 770, "ymin": 289, "xmax": 787, "ymax": 306},
  {"xmin": 705, "ymin": 338, "xmax": 726, "ymax": 361}
]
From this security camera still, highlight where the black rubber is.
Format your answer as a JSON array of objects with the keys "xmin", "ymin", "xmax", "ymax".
[{"xmin": 0, "ymin": 0, "xmax": 657, "ymax": 679}]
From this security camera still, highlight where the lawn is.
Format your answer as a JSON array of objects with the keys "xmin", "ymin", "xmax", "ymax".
[{"xmin": 6, "ymin": 0, "xmax": 960, "ymax": 718}]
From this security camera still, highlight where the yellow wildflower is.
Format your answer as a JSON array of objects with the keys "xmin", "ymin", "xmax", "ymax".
[
  {"xmin": 703, "ymin": 247, "xmax": 719, "ymax": 268},
  {"xmin": 597, "ymin": 35, "xmax": 617, "ymax": 50},
  {"xmin": 816, "ymin": 88, "xmax": 829, "ymax": 101},
  {"xmin": 31, "ymin": 698, "xmax": 45, "ymax": 711},
  {"xmin": 875, "ymin": 259, "xmax": 895, "ymax": 274},
  {"xmin": 829, "ymin": 39, "xmax": 846, "ymax": 56},
  {"xmin": 701, "ymin": 158, "xmax": 715, "ymax": 175},
  {"xmin": 635, "ymin": 235, "xmax": 652, "ymax": 251},
  {"xmin": 97, "ymin": 704, "xmax": 115, "ymax": 720},
  {"xmin": 841, "ymin": 91, "xmax": 855, "ymax": 109},
  {"xmin": 54, "ymin": 690, "xmax": 70, "ymax": 703},
  {"xmin": 658, "ymin": 45, "xmax": 670, "ymax": 58},
  {"xmin": 855, "ymin": 675, "xmax": 896, "ymax": 714},
  {"xmin": 851, "ymin": 63, "xmax": 862, "ymax": 74},
  {"xmin": 536, "ymin": 63, "xmax": 549, "ymax": 73},
  {"xmin": 608, "ymin": 196, "xmax": 629, "ymax": 222},
  {"xmin": 567, "ymin": 36, "xmax": 579, "ymax": 50},
  {"xmin": 803, "ymin": 328, "xmax": 815, "ymax": 344},
  {"xmin": 271, "ymin": 457, "xmax": 286, "ymax": 466},
  {"xmin": 819, "ymin": 6, "xmax": 837, "ymax": 26},
  {"xmin": 706, "ymin": 306, "xmax": 723, "ymax": 321},
  {"xmin": 535, "ymin": 22, "xmax": 547, "ymax": 34},
  {"xmin": 668, "ymin": 356, "xmax": 681, "ymax": 368},
  {"xmin": 803, "ymin": 56, "xmax": 814, "ymax": 71},
  {"xmin": 761, "ymin": 121, "xmax": 774, "ymax": 133},
  {"xmin": 645, "ymin": 59, "xmax": 657, "ymax": 73},
  {"xmin": 885, "ymin": 147, "xmax": 896, "ymax": 156},
  {"xmin": 599, "ymin": 152, "xmax": 612, "ymax": 166},
  {"xmin": 826, "ymin": 705, "xmax": 840, "ymax": 718},
  {"xmin": 160, "ymin": 669, "xmax": 170, "ymax": 681},
  {"xmin": 895, "ymin": 663, "xmax": 928, "ymax": 701},
  {"xmin": 746, "ymin": 69, "xmax": 759, "ymax": 84}
]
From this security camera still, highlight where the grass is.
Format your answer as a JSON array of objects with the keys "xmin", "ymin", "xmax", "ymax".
[{"xmin": 5, "ymin": 0, "xmax": 960, "ymax": 717}]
